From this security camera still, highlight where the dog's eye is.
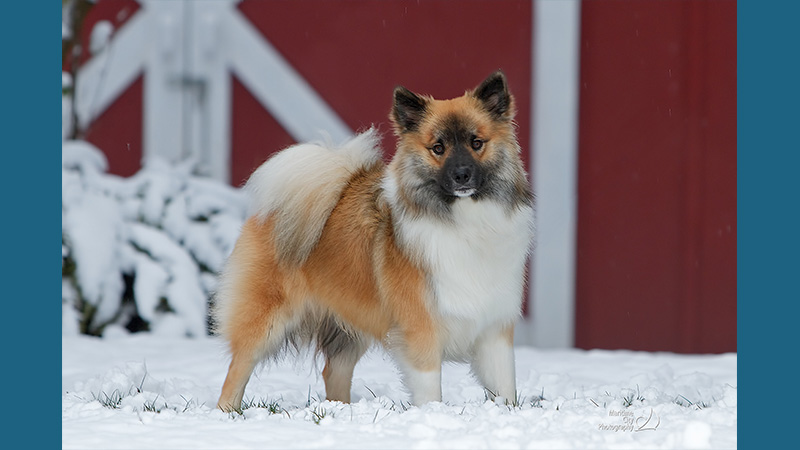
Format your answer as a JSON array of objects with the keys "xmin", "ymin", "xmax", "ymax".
[
  {"xmin": 431, "ymin": 143, "xmax": 445, "ymax": 155},
  {"xmin": 471, "ymin": 138, "xmax": 484, "ymax": 151}
]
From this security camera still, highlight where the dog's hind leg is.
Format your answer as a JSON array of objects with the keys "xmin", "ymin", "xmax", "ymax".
[
  {"xmin": 218, "ymin": 351, "xmax": 258, "ymax": 413},
  {"xmin": 215, "ymin": 218, "xmax": 297, "ymax": 413},
  {"xmin": 318, "ymin": 318, "xmax": 368, "ymax": 403},
  {"xmin": 217, "ymin": 293, "xmax": 298, "ymax": 413}
]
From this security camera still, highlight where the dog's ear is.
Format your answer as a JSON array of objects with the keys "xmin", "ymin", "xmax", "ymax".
[
  {"xmin": 473, "ymin": 70, "xmax": 515, "ymax": 121},
  {"xmin": 391, "ymin": 86, "xmax": 428, "ymax": 134}
]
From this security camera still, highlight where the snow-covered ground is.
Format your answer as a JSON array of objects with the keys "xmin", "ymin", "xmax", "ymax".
[
  {"xmin": 62, "ymin": 333, "xmax": 736, "ymax": 449},
  {"xmin": 60, "ymin": 132, "xmax": 736, "ymax": 450},
  {"xmin": 60, "ymin": 144, "xmax": 738, "ymax": 449}
]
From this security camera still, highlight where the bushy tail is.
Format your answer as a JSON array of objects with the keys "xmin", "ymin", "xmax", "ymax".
[{"xmin": 245, "ymin": 128, "xmax": 382, "ymax": 267}]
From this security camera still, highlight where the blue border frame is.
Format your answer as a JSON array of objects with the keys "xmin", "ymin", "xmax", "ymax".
[
  {"xmin": 738, "ymin": 0, "xmax": 797, "ymax": 447},
  {"xmin": 1, "ymin": 1, "xmax": 60, "ymax": 446},
  {"xmin": 2, "ymin": 0, "xmax": 787, "ymax": 447}
]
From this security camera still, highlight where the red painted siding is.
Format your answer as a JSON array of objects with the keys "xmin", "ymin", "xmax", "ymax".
[
  {"xmin": 233, "ymin": 0, "xmax": 532, "ymax": 186},
  {"xmin": 575, "ymin": 1, "xmax": 736, "ymax": 353},
  {"xmin": 230, "ymin": 75, "xmax": 297, "ymax": 187},
  {"xmin": 233, "ymin": 0, "xmax": 534, "ymax": 314},
  {"xmin": 78, "ymin": 0, "xmax": 140, "ymax": 64},
  {"xmin": 83, "ymin": 75, "xmax": 143, "ymax": 178},
  {"xmin": 75, "ymin": 1, "xmax": 532, "ymax": 189}
]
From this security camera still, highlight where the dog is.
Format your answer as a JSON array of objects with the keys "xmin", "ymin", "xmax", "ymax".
[{"xmin": 214, "ymin": 71, "xmax": 534, "ymax": 412}]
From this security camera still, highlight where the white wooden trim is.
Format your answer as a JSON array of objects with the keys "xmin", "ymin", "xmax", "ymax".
[
  {"xmin": 226, "ymin": 7, "xmax": 353, "ymax": 144},
  {"xmin": 187, "ymin": 0, "xmax": 233, "ymax": 183},
  {"xmin": 75, "ymin": 0, "xmax": 352, "ymax": 184},
  {"xmin": 143, "ymin": 0, "xmax": 185, "ymax": 167},
  {"xmin": 524, "ymin": 0, "xmax": 582, "ymax": 348},
  {"xmin": 74, "ymin": 7, "xmax": 149, "ymax": 130}
]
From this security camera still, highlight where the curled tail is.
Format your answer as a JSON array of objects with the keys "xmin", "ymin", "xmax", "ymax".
[{"xmin": 245, "ymin": 128, "xmax": 382, "ymax": 267}]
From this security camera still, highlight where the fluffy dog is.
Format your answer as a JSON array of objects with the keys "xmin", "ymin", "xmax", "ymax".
[{"xmin": 214, "ymin": 71, "xmax": 534, "ymax": 412}]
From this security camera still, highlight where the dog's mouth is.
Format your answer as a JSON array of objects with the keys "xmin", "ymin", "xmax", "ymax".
[{"xmin": 453, "ymin": 188, "xmax": 476, "ymax": 198}]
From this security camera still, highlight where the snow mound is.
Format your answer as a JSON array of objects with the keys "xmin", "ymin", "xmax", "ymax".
[{"xmin": 62, "ymin": 140, "xmax": 248, "ymax": 337}]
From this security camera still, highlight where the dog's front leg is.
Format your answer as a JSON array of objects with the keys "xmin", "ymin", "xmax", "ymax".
[
  {"xmin": 404, "ymin": 363, "xmax": 442, "ymax": 405},
  {"xmin": 470, "ymin": 323, "xmax": 517, "ymax": 404},
  {"xmin": 400, "ymin": 335, "xmax": 442, "ymax": 406},
  {"xmin": 391, "ymin": 330, "xmax": 443, "ymax": 405},
  {"xmin": 376, "ymin": 226, "xmax": 443, "ymax": 405}
]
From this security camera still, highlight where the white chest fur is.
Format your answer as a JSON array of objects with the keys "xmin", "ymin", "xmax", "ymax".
[{"xmin": 395, "ymin": 198, "xmax": 535, "ymax": 358}]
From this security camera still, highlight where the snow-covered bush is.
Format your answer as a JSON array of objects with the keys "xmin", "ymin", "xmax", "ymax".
[{"xmin": 62, "ymin": 141, "xmax": 247, "ymax": 337}]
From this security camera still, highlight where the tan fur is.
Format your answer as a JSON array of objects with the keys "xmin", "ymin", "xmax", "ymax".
[
  {"xmin": 321, "ymin": 348, "xmax": 363, "ymax": 403},
  {"xmin": 215, "ymin": 72, "xmax": 532, "ymax": 412},
  {"xmin": 374, "ymin": 220, "xmax": 441, "ymax": 371},
  {"xmin": 245, "ymin": 130, "xmax": 382, "ymax": 267},
  {"xmin": 502, "ymin": 323, "xmax": 515, "ymax": 346},
  {"xmin": 215, "ymin": 217, "xmax": 294, "ymax": 412},
  {"xmin": 394, "ymin": 91, "xmax": 517, "ymax": 164},
  {"xmin": 216, "ymin": 165, "xmax": 438, "ymax": 411}
]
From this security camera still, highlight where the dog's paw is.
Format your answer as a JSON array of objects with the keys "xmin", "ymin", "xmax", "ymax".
[{"xmin": 217, "ymin": 401, "xmax": 243, "ymax": 415}]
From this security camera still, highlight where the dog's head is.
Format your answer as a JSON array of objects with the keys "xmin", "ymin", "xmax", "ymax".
[{"xmin": 388, "ymin": 71, "xmax": 531, "ymax": 218}]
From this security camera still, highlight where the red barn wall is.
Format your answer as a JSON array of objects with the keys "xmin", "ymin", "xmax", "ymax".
[
  {"xmin": 68, "ymin": 0, "xmax": 737, "ymax": 353},
  {"xmin": 232, "ymin": 0, "xmax": 532, "ymax": 186},
  {"xmin": 575, "ymin": 0, "xmax": 736, "ymax": 353}
]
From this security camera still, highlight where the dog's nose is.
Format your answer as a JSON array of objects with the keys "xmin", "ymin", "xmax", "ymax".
[{"xmin": 452, "ymin": 165, "xmax": 473, "ymax": 185}]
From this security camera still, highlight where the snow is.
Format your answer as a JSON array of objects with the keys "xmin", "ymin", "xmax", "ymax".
[
  {"xmin": 63, "ymin": 190, "xmax": 126, "ymax": 325},
  {"xmin": 61, "ymin": 140, "xmax": 736, "ymax": 448},
  {"xmin": 89, "ymin": 20, "xmax": 114, "ymax": 54},
  {"xmin": 61, "ymin": 8, "xmax": 738, "ymax": 446},
  {"xmin": 127, "ymin": 223, "xmax": 207, "ymax": 336},
  {"xmin": 62, "ymin": 334, "xmax": 736, "ymax": 449},
  {"xmin": 62, "ymin": 140, "xmax": 247, "ymax": 337}
]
